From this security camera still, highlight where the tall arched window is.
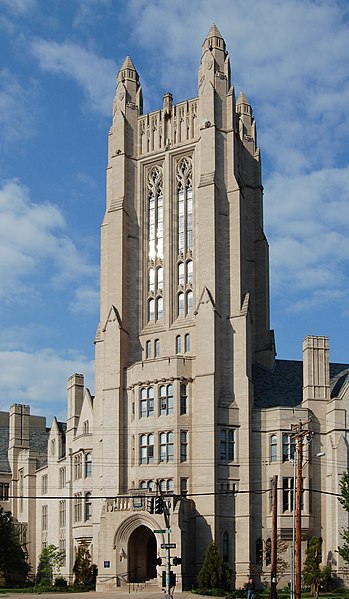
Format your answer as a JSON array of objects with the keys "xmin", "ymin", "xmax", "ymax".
[
  {"xmin": 146, "ymin": 166, "xmax": 164, "ymax": 323},
  {"xmin": 176, "ymin": 157, "xmax": 194, "ymax": 319},
  {"xmin": 270, "ymin": 434, "xmax": 277, "ymax": 462}
]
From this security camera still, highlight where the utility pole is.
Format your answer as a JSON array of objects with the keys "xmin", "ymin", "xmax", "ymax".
[
  {"xmin": 291, "ymin": 420, "xmax": 311, "ymax": 599},
  {"xmin": 270, "ymin": 475, "xmax": 278, "ymax": 599}
]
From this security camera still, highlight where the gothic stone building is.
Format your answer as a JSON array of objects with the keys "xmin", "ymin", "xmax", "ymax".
[{"xmin": 3, "ymin": 25, "xmax": 349, "ymax": 591}]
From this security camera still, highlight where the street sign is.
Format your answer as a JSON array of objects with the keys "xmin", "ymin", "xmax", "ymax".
[
  {"xmin": 161, "ymin": 543, "xmax": 176, "ymax": 549},
  {"xmin": 153, "ymin": 529, "xmax": 166, "ymax": 533}
]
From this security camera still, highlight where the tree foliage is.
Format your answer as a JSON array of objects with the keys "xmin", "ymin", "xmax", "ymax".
[
  {"xmin": 338, "ymin": 471, "xmax": 349, "ymax": 563},
  {"xmin": 302, "ymin": 537, "xmax": 322, "ymax": 598},
  {"xmin": 197, "ymin": 541, "xmax": 231, "ymax": 591},
  {"xmin": 36, "ymin": 544, "xmax": 65, "ymax": 590},
  {"xmin": 73, "ymin": 540, "xmax": 95, "ymax": 588},
  {"xmin": 0, "ymin": 507, "xmax": 30, "ymax": 586}
]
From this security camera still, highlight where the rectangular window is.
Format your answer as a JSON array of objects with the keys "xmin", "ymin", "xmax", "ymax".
[
  {"xmin": 42, "ymin": 505, "xmax": 48, "ymax": 531},
  {"xmin": 180, "ymin": 383, "xmax": 187, "ymax": 415},
  {"xmin": 140, "ymin": 434, "xmax": 154, "ymax": 465},
  {"xmin": 19, "ymin": 469, "xmax": 23, "ymax": 513},
  {"xmin": 220, "ymin": 429, "xmax": 235, "ymax": 461},
  {"xmin": 282, "ymin": 433, "xmax": 296, "ymax": 462},
  {"xmin": 41, "ymin": 474, "xmax": 48, "ymax": 495},
  {"xmin": 74, "ymin": 493, "xmax": 82, "ymax": 522},
  {"xmin": 74, "ymin": 454, "xmax": 82, "ymax": 479},
  {"xmin": 59, "ymin": 500, "xmax": 66, "ymax": 528},
  {"xmin": 59, "ymin": 467, "xmax": 66, "ymax": 489},
  {"xmin": 0, "ymin": 483, "xmax": 9, "ymax": 501},
  {"xmin": 180, "ymin": 431, "xmax": 188, "ymax": 462},
  {"xmin": 59, "ymin": 538, "xmax": 66, "ymax": 566},
  {"xmin": 282, "ymin": 477, "xmax": 294, "ymax": 512},
  {"xmin": 85, "ymin": 493, "xmax": 92, "ymax": 521},
  {"xmin": 180, "ymin": 478, "xmax": 188, "ymax": 497},
  {"xmin": 140, "ymin": 387, "xmax": 154, "ymax": 418},
  {"xmin": 85, "ymin": 453, "xmax": 92, "ymax": 477},
  {"xmin": 270, "ymin": 435, "xmax": 277, "ymax": 462},
  {"xmin": 159, "ymin": 432, "xmax": 174, "ymax": 463},
  {"xmin": 160, "ymin": 384, "xmax": 174, "ymax": 416}
]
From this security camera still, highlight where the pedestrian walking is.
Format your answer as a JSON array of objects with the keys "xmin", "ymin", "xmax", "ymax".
[{"xmin": 247, "ymin": 577, "xmax": 255, "ymax": 599}]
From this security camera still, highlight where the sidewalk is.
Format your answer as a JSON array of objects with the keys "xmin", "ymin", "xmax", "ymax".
[{"xmin": 0, "ymin": 591, "xmax": 202, "ymax": 599}]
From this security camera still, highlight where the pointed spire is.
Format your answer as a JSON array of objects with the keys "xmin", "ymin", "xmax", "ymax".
[
  {"xmin": 202, "ymin": 22, "xmax": 226, "ymax": 54},
  {"xmin": 236, "ymin": 91, "xmax": 252, "ymax": 117},
  {"xmin": 117, "ymin": 55, "xmax": 139, "ymax": 84},
  {"xmin": 120, "ymin": 55, "xmax": 136, "ymax": 71},
  {"xmin": 237, "ymin": 91, "xmax": 249, "ymax": 106},
  {"xmin": 206, "ymin": 23, "xmax": 223, "ymax": 40}
]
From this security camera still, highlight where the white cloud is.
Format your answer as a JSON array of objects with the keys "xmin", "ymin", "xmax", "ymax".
[
  {"xmin": 266, "ymin": 166, "xmax": 349, "ymax": 311},
  {"xmin": 0, "ymin": 179, "xmax": 98, "ymax": 302},
  {"xmin": 0, "ymin": 348, "xmax": 94, "ymax": 421},
  {"xmin": 30, "ymin": 38, "xmax": 117, "ymax": 116},
  {"xmin": 73, "ymin": 0, "xmax": 112, "ymax": 28},
  {"xmin": 69, "ymin": 285, "xmax": 100, "ymax": 315},
  {"xmin": 0, "ymin": 70, "xmax": 37, "ymax": 146},
  {"xmin": 0, "ymin": 0, "xmax": 38, "ymax": 14}
]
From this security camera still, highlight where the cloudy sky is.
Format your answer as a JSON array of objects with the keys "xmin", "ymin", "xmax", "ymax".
[{"xmin": 0, "ymin": 0, "xmax": 348, "ymax": 422}]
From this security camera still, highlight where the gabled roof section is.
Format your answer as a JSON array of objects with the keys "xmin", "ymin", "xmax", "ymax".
[
  {"xmin": 102, "ymin": 305, "xmax": 127, "ymax": 333},
  {"xmin": 254, "ymin": 360, "xmax": 349, "ymax": 409}
]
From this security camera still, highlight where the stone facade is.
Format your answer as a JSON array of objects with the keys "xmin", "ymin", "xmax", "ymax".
[{"xmin": 2, "ymin": 24, "xmax": 349, "ymax": 591}]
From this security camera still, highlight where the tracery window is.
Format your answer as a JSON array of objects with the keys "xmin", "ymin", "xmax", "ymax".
[
  {"xmin": 74, "ymin": 493, "xmax": 82, "ymax": 522},
  {"xmin": 147, "ymin": 165, "xmax": 164, "ymax": 323},
  {"xmin": 176, "ymin": 157, "xmax": 194, "ymax": 318}
]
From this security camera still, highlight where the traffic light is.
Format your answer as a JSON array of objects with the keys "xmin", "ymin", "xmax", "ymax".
[
  {"xmin": 173, "ymin": 556, "xmax": 182, "ymax": 566},
  {"xmin": 156, "ymin": 557, "xmax": 162, "ymax": 566},
  {"xmin": 146, "ymin": 497, "xmax": 154, "ymax": 513},
  {"xmin": 155, "ymin": 497, "xmax": 163, "ymax": 514}
]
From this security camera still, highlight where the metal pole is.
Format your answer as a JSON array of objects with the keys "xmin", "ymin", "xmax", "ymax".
[
  {"xmin": 163, "ymin": 498, "xmax": 172, "ymax": 599},
  {"xmin": 291, "ymin": 450, "xmax": 296, "ymax": 599},
  {"xmin": 270, "ymin": 475, "xmax": 278, "ymax": 599},
  {"xmin": 295, "ymin": 433, "xmax": 303, "ymax": 599}
]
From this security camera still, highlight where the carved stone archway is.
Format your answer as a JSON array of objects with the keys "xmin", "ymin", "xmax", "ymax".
[{"xmin": 128, "ymin": 524, "xmax": 157, "ymax": 582}]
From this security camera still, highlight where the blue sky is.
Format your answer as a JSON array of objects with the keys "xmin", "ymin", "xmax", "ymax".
[{"xmin": 0, "ymin": 0, "xmax": 348, "ymax": 422}]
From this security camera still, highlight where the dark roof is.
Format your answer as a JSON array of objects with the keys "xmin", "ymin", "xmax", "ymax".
[{"xmin": 253, "ymin": 359, "xmax": 349, "ymax": 409}]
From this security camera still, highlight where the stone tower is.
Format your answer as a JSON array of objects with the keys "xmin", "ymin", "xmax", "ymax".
[{"xmin": 93, "ymin": 24, "xmax": 275, "ymax": 589}]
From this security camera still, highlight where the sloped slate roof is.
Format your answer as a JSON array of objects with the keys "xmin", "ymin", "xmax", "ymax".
[{"xmin": 253, "ymin": 359, "xmax": 349, "ymax": 409}]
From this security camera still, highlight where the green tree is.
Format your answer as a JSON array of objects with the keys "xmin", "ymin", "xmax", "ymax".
[
  {"xmin": 302, "ymin": 537, "xmax": 322, "ymax": 599},
  {"xmin": 36, "ymin": 544, "xmax": 64, "ymax": 590},
  {"xmin": 197, "ymin": 541, "xmax": 231, "ymax": 592},
  {"xmin": 338, "ymin": 471, "xmax": 349, "ymax": 563},
  {"xmin": 0, "ymin": 507, "xmax": 30, "ymax": 586},
  {"xmin": 73, "ymin": 540, "xmax": 94, "ymax": 588}
]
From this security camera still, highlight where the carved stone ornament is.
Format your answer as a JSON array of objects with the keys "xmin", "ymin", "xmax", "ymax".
[
  {"xmin": 147, "ymin": 165, "xmax": 163, "ymax": 195},
  {"xmin": 176, "ymin": 156, "xmax": 192, "ymax": 190}
]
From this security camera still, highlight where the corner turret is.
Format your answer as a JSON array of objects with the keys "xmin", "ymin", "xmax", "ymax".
[{"xmin": 236, "ymin": 90, "xmax": 257, "ymax": 154}]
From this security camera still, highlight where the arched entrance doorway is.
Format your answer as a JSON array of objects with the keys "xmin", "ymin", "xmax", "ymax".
[{"xmin": 128, "ymin": 525, "xmax": 157, "ymax": 582}]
